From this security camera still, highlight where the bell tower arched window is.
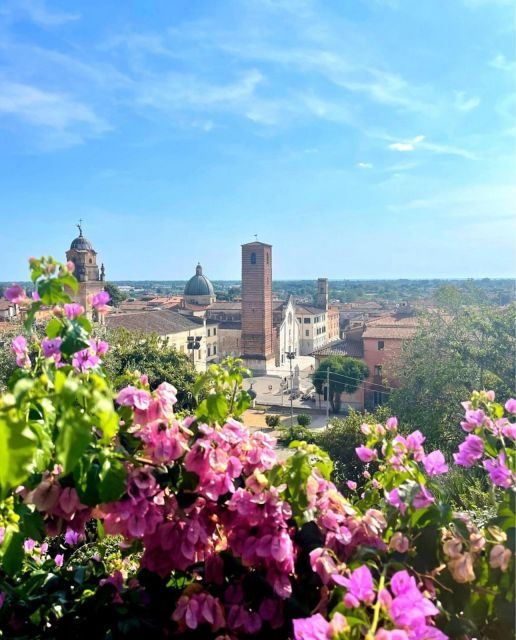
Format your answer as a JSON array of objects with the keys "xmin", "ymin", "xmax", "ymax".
[{"xmin": 251, "ymin": 252, "xmax": 256, "ymax": 264}]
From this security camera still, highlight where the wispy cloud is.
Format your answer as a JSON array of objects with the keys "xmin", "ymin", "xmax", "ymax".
[
  {"xmin": 389, "ymin": 183, "xmax": 516, "ymax": 220},
  {"xmin": 454, "ymin": 91, "xmax": 480, "ymax": 112},
  {"xmin": 388, "ymin": 135, "xmax": 425, "ymax": 152},
  {"xmin": 0, "ymin": 82, "xmax": 108, "ymax": 148},
  {"xmin": 0, "ymin": 0, "xmax": 80, "ymax": 26},
  {"xmin": 357, "ymin": 162, "xmax": 373, "ymax": 169},
  {"xmin": 490, "ymin": 54, "xmax": 516, "ymax": 73}
]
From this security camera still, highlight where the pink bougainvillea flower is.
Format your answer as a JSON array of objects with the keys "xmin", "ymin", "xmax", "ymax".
[
  {"xmin": 386, "ymin": 416, "xmax": 398, "ymax": 431},
  {"xmin": 504, "ymin": 398, "xmax": 516, "ymax": 414},
  {"xmin": 423, "ymin": 450, "xmax": 448, "ymax": 476},
  {"xmin": 355, "ymin": 445, "xmax": 377, "ymax": 463},
  {"xmin": 64, "ymin": 303, "xmax": 84, "ymax": 319},
  {"xmin": 413, "ymin": 485, "xmax": 434, "ymax": 509},
  {"xmin": 41, "ymin": 337, "xmax": 63, "ymax": 361},
  {"xmin": 293, "ymin": 613, "xmax": 330, "ymax": 640},
  {"xmin": 489, "ymin": 544, "xmax": 512, "ymax": 571},
  {"xmin": 341, "ymin": 565, "xmax": 375, "ymax": 607},
  {"xmin": 387, "ymin": 488, "xmax": 406, "ymax": 514},
  {"xmin": 116, "ymin": 386, "xmax": 152, "ymax": 410},
  {"xmin": 31, "ymin": 290, "xmax": 41, "ymax": 301},
  {"xmin": 54, "ymin": 554, "xmax": 64, "ymax": 567},
  {"xmin": 11, "ymin": 335, "xmax": 30, "ymax": 368},
  {"xmin": 389, "ymin": 532, "xmax": 409, "ymax": 553},
  {"xmin": 483, "ymin": 452, "xmax": 513, "ymax": 488},
  {"xmin": 5, "ymin": 284, "xmax": 26, "ymax": 304},
  {"xmin": 375, "ymin": 630, "xmax": 410, "ymax": 640},
  {"xmin": 72, "ymin": 347, "xmax": 100, "ymax": 372},
  {"xmin": 347, "ymin": 480, "xmax": 357, "ymax": 491},
  {"xmin": 453, "ymin": 435, "xmax": 484, "ymax": 468},
  {"xmin": 92, "ymin": 290, "xmax": 110, "ymax": 313}
]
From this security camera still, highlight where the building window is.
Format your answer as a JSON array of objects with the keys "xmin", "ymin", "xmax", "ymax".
[
  {"xmin": 378, "ymin": 340, "xmax": 385, "ymax": 351},
  {"xmin": 303, "ymin": 317, "xmax": 310, "ymax": 324},
  {"xmin": 251, "ymin": 252, "xmax": 256, "ymax": 264},
  {"xmin": 213, "ymin": 328, "xmax": 216, "ymax": 336},
  {"xmin": 374, "ymin": 365, "xmax": 382, "ymax": 377},
  {"xmin": 213, "ymin": 345, "xmax": 217, "ymax": 355},
  {"xmin": 207, "ymin": 329, "xmax": 211, "ymax": 337},
  {"xmin": 207, "ymin": 347, "xmax": 211, "ymax": 357},
  {"xmin": 305, "ymin": 329, "xmax": 309, "ymax": 337}
]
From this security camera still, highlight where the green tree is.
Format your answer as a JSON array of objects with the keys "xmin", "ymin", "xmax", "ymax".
[
  {"xmin": 312, "ymin": 355, "xmax": 369, "ymax": 413},
  {"xmin": 316, "ymin": 406, "xmax": 391, "ymax": 489},
  {"xmin": 100, "ymin": 328, "xmax": 200, "ymax": 410},
  {"xmin": 389, "ymin": 303, "xmax": 516, "ymax": 453},
  {"xmin": 104, "ymin": 283, "xmax": 127, "ymax": 307}
]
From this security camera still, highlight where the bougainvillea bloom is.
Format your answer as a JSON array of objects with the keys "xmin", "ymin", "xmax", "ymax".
[
  {"xmin": 293, "ymin": 613, "xmax": 330, "ymax": 640},
  {"xmin": 423, "ymin": 450, "xmax": 448, "ymax": 476},
  {"xmin": 356, "ymin": 445, "xmax": 377, "ymax": 462},
  {"xmin": 453, "ymin": 435, "xmax": 484, "ymax": 468},
  {"xmin": 42, "ymin": 337, "xmax": 63, "ymax": 363},
  {"xmin": 92, "ymin": 290, "xmax": 110, "ymax": 311},
  {"xmin": 504, "ymin": 398, "xmax": 516, "ymax": 414},
  {"xmin": 483, "ymin": 453, "xmax": 513, "ymax": 488},
  {"xmin": 5, "ymin": 284, "xmax": 25, "ymax": 304},
  {"xmin": 64, "ymin": 303, "xmax": 84, "ymax": 319},
  {"xmin": 11, "ymin": 335, "xmax": 30, "ymax": 368},
  {"xmin": 341, "ymin": 565, "xmax": 375, "ymax": 607}
]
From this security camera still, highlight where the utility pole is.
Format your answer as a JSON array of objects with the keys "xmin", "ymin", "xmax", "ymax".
[
  {"xmin": 286, "ymin": 351, "xmax": 296, "ymax": 428},
  {"xmin": 326, "ymin": 367, "xmax": 330, "ymax": 422}
]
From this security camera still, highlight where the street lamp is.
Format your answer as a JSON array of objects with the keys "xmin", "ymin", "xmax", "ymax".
[
  {"xmin": 187, "ymin": 335, "xmax": 202, "ymax": 368},
  {"xmin": 286, "ymin": 350, "xmax": 296, "ymax": 428}
]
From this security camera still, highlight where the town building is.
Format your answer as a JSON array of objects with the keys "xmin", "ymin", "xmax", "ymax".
[
  {"xmin": 0, "ymin": 299, "xmax": 19, "ymax": 322},
  {"xmin": 65, "ymin": 223, "xmax": 106, "ymax": 320},
  {"xmin": 311, "ymin": 311, "xmax": 419, "ymax": 411},
  {"xmin": 105, "ymin": 309, "xmax": 218, "ymax": 372}
]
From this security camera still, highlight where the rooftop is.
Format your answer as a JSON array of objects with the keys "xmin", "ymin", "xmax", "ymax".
[
  {"xmin": 106, "ymin": 309, "xmax": 203, "ymax": 335},
  {"xmin": 311, "ymin": 338, "xmax": 364, "ymax": 359}
]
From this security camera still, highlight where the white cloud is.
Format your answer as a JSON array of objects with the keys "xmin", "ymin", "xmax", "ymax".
[
  {"xmin": 0, "ymin": 0, "xmax": 79, "ymax": 26},
  {"xmin": 357, "ymin": 162, "xmax": 373, "ymax": 169},
  {"xmin": 490, "ymin": 54, "xmax": 516, "ymax": 73},
  {"xmin": 454, "ymin": 91, "xmax": 480, "ymax": 112},
  {"xmin": 389, "ymin": 142, "xmax": 414, "ymax": 151}
]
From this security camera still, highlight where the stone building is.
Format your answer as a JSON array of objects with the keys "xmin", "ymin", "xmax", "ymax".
[
  {"xmin": 241, "ymin": 241, "xmax": 275, "ymax": 373},
  {"xmin": 65, "ymin": 224, "xmax": 106, "ymax": 320},
  {"xmin": 106, "ymin": 309, "xmax": 218, "ymax": 372}
]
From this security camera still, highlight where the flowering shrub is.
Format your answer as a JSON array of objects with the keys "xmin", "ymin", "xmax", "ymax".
[{"xmin": 0, "ymin": 258, "xmax": 514, "ymax": 638}]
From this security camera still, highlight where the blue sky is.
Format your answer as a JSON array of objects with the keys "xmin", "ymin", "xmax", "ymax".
[{"xmin": 0, "ymin": 0, "xmax": 515, "ymax": 280}]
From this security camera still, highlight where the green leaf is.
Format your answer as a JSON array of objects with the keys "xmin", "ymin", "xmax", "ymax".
[
  {"xmin": 46, "ymin": 317, "xmax": 63, "ymax": 339},
  {"xmin": 39, "ymin": 278, "xmax": 71, "ymax": 305},
  {"xmin": 13, "ymin": 377, "xmax": 35, "ymax": 402},
  {"xmin": 76, "ymin": 314, "xmax": 92, "ymax": 333},
  {"xmin": 15, "ymin": 504, "xmax": 45, "ymax": 542},
  {"xmin": 0, "ymin": 412, "xmax": 38, "ymax": 499},
  {"xmin": 73, "ymin": 458, "xmax": 101, "ymax": 505},
  {"xmin": 55, "ymin": 413, "xmax": 92, "ymax": 475},
  {"xmin": 1, "ymin": 531, "xmax": 24, "ymax": 577},
  {"xmin": 98, "ymin": 457, "xmax": 126, "ymax": 503},
  {"xmin": 60, "ymin": 273, "xmax": 78, "ymax": 294},
  {"xmin": 60, "ymin": 321, "xmax": 90, "ymax": 356}
]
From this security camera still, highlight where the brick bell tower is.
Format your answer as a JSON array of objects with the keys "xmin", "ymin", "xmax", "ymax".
[
  {"xmin": 241, "ymin": 241, "xmax": 274, "ymax": 373},
  {"xmin": 66, "ymin": 222, "xmax": 106, "ymax": 322}
]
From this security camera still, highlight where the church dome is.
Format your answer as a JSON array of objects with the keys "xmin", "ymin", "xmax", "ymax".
[
  {"xmin": 184, "ymin": 263, "xmax": 215, "ymax": 297},
  {"xmin": 70, "ymin": 224, "xmax": 93, "ymax": 251}
]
